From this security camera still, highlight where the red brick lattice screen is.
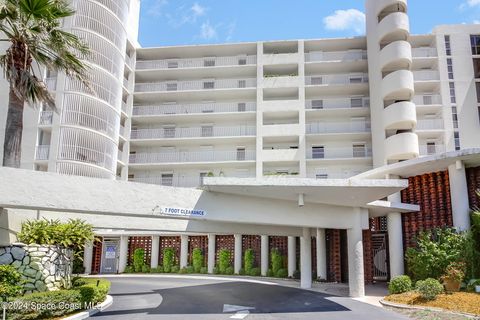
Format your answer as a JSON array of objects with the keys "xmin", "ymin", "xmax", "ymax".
[
  {"xmin": 91, "ymin": 237, "xmax": 103, "ymax": 274},
  {"xmin": 188, "ymin": 236, "xmax": 208, "ymax": 266},
  {"xmin": 159, "ymin": 236, "xmax": 181, "ymax": 266},
  {"xmin": 401, "ymin": 171, "xmax": 453, "ymax": 248},
  {"xmin": 127, "ymin": 236, "xmax": 152, "ymax": 266},
  {"xmin": 326, "ymin": 229, "xmax": 341, "ymax": 282},
  {"xmin": 215, "ymin": 235, "xmax": 234, "ymax": 265},
  {"xmin": 311, "ymin": 237, "xmax": 317, "ymax": 273},
  {"xmin": 363, "ymin": 230, "xmax": 374, "ymax": 284},
  {"xmin": 242, "ymin": 235, "xmax": 261, "ymax": 267},
  {"xmin": 467, "ymin": 166, "xmax": 480, "ymax": 209}
]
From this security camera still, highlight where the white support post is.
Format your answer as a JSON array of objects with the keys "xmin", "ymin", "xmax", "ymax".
[
  {"xmin": 449, "ymin": 161, "xmax": 471, "ymax": 231},
  {"xmin": 83, "ymin": 242, "xmax": 93, "ymax": 274},
  {"xmin": 347, "ymin": 224, "xmax": 365, "ymax": 298},
  {"xmin": 316, "ymin": 228, "xmax": 327, "ymax": 280},
  {"xmin": 288, "ymin": 236, "xmax": 296, "ymax": 277},
  {"xmin": 387, "ymin": 212, "xmax": 404, "ymax": 277},
  {"xmin": 151, "ymin": 236, "xmax": 160, "ymax": 269},
  {"xmin": 234, "ymin": 234, "xmax": 242, "ymax": 274},
  {"xmin": 261, "ymin": 235, "xmax": 269, "ymax": 276},
  {"xmin": 118, "ymin": 235, "xmax": 128, "ymax": 274},
  {"xmin": 180, "ymin": 234, "xmax": 189, "ymax": 269},
  {"xmin": 207, "ymin": 234, "xmax": 216, "ymax": 273},
  {"xmin": 300, "ymin": 227, "xmax": 312, "ymax": 289}
]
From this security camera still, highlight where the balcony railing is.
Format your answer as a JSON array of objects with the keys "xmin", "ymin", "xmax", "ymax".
[
  {"xmin": 136, "ymin": 55, "xmax": 257, "ymax": 70},
  {"xmin": 306, "ymin": 147, "xmax": 372, "ymax": 159},
  {"xmin": 416, "ymin": 119, "xmax": 444, "ymax": 130},
  {"xmin": 39, "ymin": 111, "xmax": 53, "ymax": 125},
  {"xmin": 413, "ymin": 70, "xmax": 440, "ymax": 81},
  {"xmin": 305, "ymin": 50, "xmax": 367, "ymax": 62},
  {"xmin": 35, "ymin": 145, "xmax": 50, "ymax": 160},
  {"xmin": 133, "ymin": 102, "xmax": 256, "ymax": 116},
  {"xmin": 130, "ymin": 125, "xmax": 256, "ymax": 140},
  {"xmin": 419, "ymin": 144, "xmax": 446, "ymax": 155},
  {"xmin": 413, "ymin": 94, "xmax": 442, "ymax": 105},
  {"xmin": 305, "ymin": 74, "xmax": 369, "ymax": 86},
  {"xmin": 135, "ymin": 78, "xmax": 257, "ymax": 93},
  {"xmin": 130, "ymin": 150, "xmax": 256, "ymax": 164},
  {"xmin": 412, "ymin": 47, "xmax": 438, "ymax": 58},
  {"xmin": 123, "ymin": 78, "xmax": 129, "ymax": 89},
  {"xmin": 121, "ymin": 102, "xmax": 128, "ymax": 113},
  {"xmin": 306, "ymin": 121, "xmax": 371, "ymax": 134},
  {"xmin": 125, "ymin": 55, "xmax": 135, "ymax": 69},
  {"xmin": 311, "ymin": 168, "xmax": 372, "ymax": 179},
  {"xmin": 305, "ymin": 97, "xmax": 370, "ymax": 110}
]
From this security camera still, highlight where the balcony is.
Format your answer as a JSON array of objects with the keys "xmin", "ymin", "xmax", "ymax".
[
  {"xmin": 305, "ymin": 97, "xmax": 369, "ymax": 110},
  {"xmin": 305, "ymin": 50, "xmax": 367, "ymax": 62},
  {"xmin": 413, "ymin": 94, "xmax": 442, "ymax": 105},
  {"xmin": 129, "ymin": 150, "xmax": 255, "ymax": 164},
  {"xmin": 310, "ymin": 168, "xmax": 372, "ymax": 179},
  {"xmin": 133, "ymin": 102, "xmax": 256, "ymax": 116},
  {"xmin": 135, "ymin": 78, "xmax": 257, "ymax": 93},
  {"xmin": 136, "ymin": 55, "xmax": 257, "ymax": 70},
  {"xmin": 305, "ymin": 74, "xmax": 369, "ymax": 86},
  {"xmin": 306, "ymin": 121, "xmax": 371, "ymax": 134},
  {"xmin": 416, "ymin": 119, "xmax": 444, "ymax": 130},
  {"xmin": 39, "ymin": 111, "xmax": 53, "ymax": 125},
  {"xmin": 45, "ymin": 77, "xmax": 57, "ymax": 91},
  {"xmin": 35, "ymin": 145, "xmax": 50, "ymax": 160},
  {"xmin": 413, "ymin": 70, "xmax": 440, "ymax": 81},
  {"xmin": 412, "ymin": 47, "xmax": 437, "ymax": 58},
  {"xmin": 121, "ymin": 102, "xmax": 128, "ymax": 113},
  {"xmin": 306, "ymin": 147, "xmax": 372, "ymax": 159},
  {"xmin": 419, "ymin": 144, "xmax": 446, "ymax": 156},
  {"xmin": 125, "ymin": 55, "xmax": 135, "ymax": 69},
  {"xmin": 130, "ymin": 125, "xmax": 256, "ymax": 140}
]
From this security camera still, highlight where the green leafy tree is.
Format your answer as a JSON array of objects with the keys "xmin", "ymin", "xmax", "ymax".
[
  {"xmin": 244, "ymin": 249, "xmax": 254, "ymax": 275},
  {"xmin": 0, "ymin": 0, "xmax": 89, "ymax": 167},
  {"xmin": 0, "ymin": 265, "xmax": 22, "ymax": 301},
  {"xmin": 218, "ymin": 249, "xmax": 231, "ymax": 274},
  {"xmin": 162, "ymin": 248, "xmax": 175, "ymax": 273},
  {"xmin": 192, "ymin": 248, "xmax": 203, "ymax": 273},
  {"xmin": 133, "ymin": 248, "xmax": 146, "ymax": 273}
]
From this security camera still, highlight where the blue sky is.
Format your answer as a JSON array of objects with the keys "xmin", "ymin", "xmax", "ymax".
[{"xmin": 138, "ymin": 0, "xmax": 480, "ymax": 47}]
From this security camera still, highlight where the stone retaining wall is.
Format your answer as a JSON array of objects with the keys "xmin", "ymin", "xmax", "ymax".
[{"xmin": 0, "ymin": 243, "xmax": 73, "ymax": 294}]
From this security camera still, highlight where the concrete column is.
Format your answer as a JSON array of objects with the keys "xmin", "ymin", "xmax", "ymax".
[
  {"xmin": 180, "ymin": 234, "xmax": 189, "ymax": 268},
  {"xmin": 260, "ymin": 235, "xmax": 269, "ymax": 276},
  {"xmin": 300, "ymin": 227, "xmax": 312, "ymax": 289},
  {"xmin": 207, "ymin": 234, "xmax": 216, "ymax": 273},
  {"xmin": 316, "ymin": 228, "xmax": 327, "ymax": 280},
  {"xmin": 387, "ymin": 212, "xmax": 404, "ymax": 277},
  {"xmin": 151, "ymin": 236, "xmax": 160, "ymax": 269},
  {"xmin": 83, "ymin": 242, "xmax": 93, "ymax": 274},
  {"xmin": 234, "ymin": 234, "xmax": 242, "ymax": 274},
  {"xmin": 287, "ymin": 236, "xmax": 296, "ymax": 277},
  {"xmin": 118, "ymin": 235, "xmax": 128, "ymax": 273},
  {"xmin": 449, "ymin": 161, "xmax": 471, "ymax": 231},
  {"xmin": 347, "ymin": 225, "xmax": 365, "ymax": 297}
]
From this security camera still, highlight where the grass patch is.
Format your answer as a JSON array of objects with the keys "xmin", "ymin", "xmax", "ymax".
[{"xmin": 385, "ymin": 291, "xmax": 480, "ymax": 316}]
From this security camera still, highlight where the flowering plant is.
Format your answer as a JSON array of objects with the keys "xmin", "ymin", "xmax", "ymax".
[{"xmin": 442, "ymin": 261, "xmax": 466, "ymax": 283}]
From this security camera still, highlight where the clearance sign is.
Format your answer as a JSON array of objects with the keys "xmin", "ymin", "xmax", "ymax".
[{"xmin": 160, "ymin": 207, "xmax": 206, "ymax": 217}]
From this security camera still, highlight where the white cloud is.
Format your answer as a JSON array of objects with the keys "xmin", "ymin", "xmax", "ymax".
[
  {"xmin": 168, "ymin": 2, "xmax": 208, "ymax": 27},
  {"xmin": 225, "ymin": 21, "xmax": 236, "ymax": 42},
  {"xmin": 467, "ymin": 0, "xmax": 480, "ymax": 7},
  {"xmin": 200, "ymin": 20, "xmax": 217, "ymax": 40},
  {"xmin": 323, "ymin": 9, "xmax": 366, "ymax": 35},
  {"xmin": 147, "ymin": 0, "xmax": 168, "ymax": 17},
  {"xmin": 191, "ymin": 3, "xmax": 206, "ymax": 17}
]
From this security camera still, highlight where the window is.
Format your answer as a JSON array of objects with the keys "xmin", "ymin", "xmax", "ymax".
[
  {"xmin": 423, "ymin": 95, "xmax": 433, "ymax": 105},
  {"xmin": 353, "ymin": 143, "xmax": 366, "ymax": 158},
  {"xmin": 128, "ymin": 174, "xmax": 134, "ymax": 181},
  {"xmin": 449, "ymin": 82, "xmax": 456, "ymax": 104},
  {"xmin": 477, "ymin": 83, "xmax": 480, "ymax": 103},
  {"xmin": 447, "ymin": 58, "xmax": 454, "ymax": 80},
  {"xmin": 238, "ymin": 58, "xmax": 247, "ymax": 65},
  {"xmin": 237, "ymin": 102, "xmax": 246, "ymax": 112},
  {"xmin": 478, "ymin": 106, "xmax": 480, "ymax": 124},
  {"xmin": 349, "ymin": 76, "xmax": 363, "ymax": 84},
  {"xmin": 167, "ymin": 61, "xmax": 178, "ymax": 69},
  {"xmin": 166, "ymin": 82, "xmax": 177, "ymax": 91},
  {"xmin": 451, "ymin": 106, "xmax": 458, "ymax": 129},
  {"xmin": 311, "ymin": 77, "xmax": 323, "ymax": 85},
  {"xmin": 238, "ymin": 80, "xmax": 246, "ymax": 88},
  {"xmin": 471, "ymin": 35, "xmax": 480, "ymax": 55},
  {"xmin": 426, "ymin": 142, "xmax": 436, "ymax": 155},
  {"xmin": 454, "ymin": 131, "xmax": 461, "ymax": 151},
  {"xmin": 312, "ymin": 146, "xmax": 325, "ymax": 159},
  {"xmin": 236, "ymin": 147, "xmax": 246, "ymax": 161},
  {"xmin": 474, "ymin": 59, "xmax": 480, "ymax": 79},
  {"xmin": 161, "ymin": 173, "xmax": 173, "ymax": 186},
  {"xmin": 351, "ymin": 98, "xmax": 363, "ymax": 108},
  {"xmin": 163, "ymin": 126, "xmax": 176, "ymax": 138},
  {"xmin": 204, "ymin": 59, "xmax": 215, "ymax": 67},
  {"xmin": 445, "ymin": 35, "xmax": 451, "ymax": 56},
  {"xmin": 311, "ymin": 100, "xmax": 323, "ymax": 109},
  {"xmin": 316, "ymin": 173, "xmax": 328, "ymax": 179},
  {"xmin": 199, "ymin": 172, "xmax": 208, "ymax": 185},
  {"xmin": 203, "ymin": 81, "xmax": 215, "ymax": 89},
  {"xmin": 201, "ymin": 125, "xmax": 213, "ymax": 137}
]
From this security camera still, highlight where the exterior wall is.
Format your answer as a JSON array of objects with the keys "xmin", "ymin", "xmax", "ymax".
[
  {"xmin": 0, "ymin": 244, "xmax": 73, "ymax": 293},
  {"xmin": 467, "ymin": 166, "xmax": 480, "ymax": 208}
]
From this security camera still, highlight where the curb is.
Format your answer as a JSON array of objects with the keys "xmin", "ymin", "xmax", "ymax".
[
  {"xmin": 62, "ymin": 295, "xmax": 113, "ymax": 320},
  {"xmin": 380, "ymin": 298, "xmax": 480, "ymax": 319}
]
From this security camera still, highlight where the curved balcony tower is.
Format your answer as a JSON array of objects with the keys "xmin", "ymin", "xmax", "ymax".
[{"xmin": 366, "ymin": 0, "xmax": 419, "ymax": 166}]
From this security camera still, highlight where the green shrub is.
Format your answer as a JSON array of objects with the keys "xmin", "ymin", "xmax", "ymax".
[
  {"xmin": 225, "ymin": 266, "xmax": 234, "ymax": 275},
  {"xmin": 466, "ymin": 279, "xmax": 480, "ymax": 292},
  {"xmin": 0, "ymin": 265, "xmax": 22, "ymax": 300},
  {"xmin": 465, "ymin": 207, "xmax": 480, "ymax": 279},
  {"xmin": 267, "ymin": 268, "xmax": 274, "ymax": 277},
  {"xmin": 388, "ymin": 275, "xmax": 413, "ymax": 294},
  {"xmin": 76, "ymin": 278, "xmax": 111, "ymax": 305},
  {"xmin": 293, "ymin": 270, "xmax": 301, "ymax": 280},
  {"xmin": 179, "ymin": 267, "xmax": 188, "ymax": 274},
  {"xmin": 275, "ymin": 268, "xmax": 288, "ymax": 278},
  {"xmin": 213, "ymin": 267, "xmax": 219, "ymax": 274},
  {"xmin": 270, "ymin": 248, "xmax": 283, "ymax": 275},
  {"xmin": 163, "ymin": 248, "xmax": 175, "ymax": 273},
  {"xmin": 200, "ymin": 267, "xmax": 208, "ymax": 274},
  {"xmin": 186, "ymin": 265, "xmax": 195, "ymax": 274},
  {"xmin": 249, "ymin": 267, "xmax": 261, "ymax": 276},
  {"xmin": 406, "ymin": 228, "xmax": 467, "ymax": 281},
  {"xmin": 124, "ymin": 265, "xmax": 135, "ymax": 273},
  {"xmin": 244, "ymin": 249, "xmax": 254, "ymax": 275},
  {"xmin": 150, "ymin": 266, "xmax": 164, "ymax": 273},
  {"xmin": 171, "ymin": 265, "xmax": 180, "ymax": 273},
  {"xmin": 415, "ymin": 278, "xmax": 444, "ymax": 300},
  {"xmin": 141, "ymin": 265, "xmax": 150, "ymax": 273},
  {"xmin": 192, "ymin": 248, "xmax": 203, "ymax": 273},
  {"xmin": 133, "ymin": 248, "xmax": 146, "ymax": 272},
  {"xmin": 218, "ymin": 249, "xmax": 231, "ymax": 274},
  {"xmin": 238, "ymin": 268, "xmax": 245, "ymax": 275},
  {"xmin": 8, "ymin": 290, "xmax": 82, "ymax": 320}
]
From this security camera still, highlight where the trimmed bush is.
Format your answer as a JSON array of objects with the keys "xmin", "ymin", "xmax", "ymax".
[
  {"xmin": 388, "ymin": 275, "xmax": 412, "ymax": 294},
  {"xmin": 186, "ymin": 265, "xmax": 195, "ymax": 273},
  {"xmin": 163, "ymin": 248, "xmax": 175, "ymax": 273},
  {"xmin": 200, "ymin": 267, "xmax": 208, "ymax": 274},
  {"xmin": 124, "ymin": 265, "xmax": 134, "ymax": 273},
  {"xmin": 415, "ymin": 278, "xmax": 444, "ymax": 300},
  {"xmin": 249, "ymin": 267, "xmax": 261, "ymax": 276},
  {"xmin": 171, "ymin": 265, "xmax": 180, "ymax": 273},
  {"xmin": 133, "ymin": 248, "xmax": 146, "ymax": 272},
  {"xmin": 267, "ymin": 268, "xmax": 274, "ymax": 277},
  {"xmin": 75, "ymin": 278, "xmax": 111, "ymax": 305},
  {"xmin": 270, "ymin": 248, "xmax": 283, "ymax": 275},
  {"xmin": 238, "ymin": 268, "xmax": 245, "ymax": 275},
  {"xmin": 141, "ymin": 265, "xmax": 151, "ymax": 273},
  {"xmin": 275, "ymin": 268, "xmax": 288, "ymax": 278},
  {"xmin": 213, "ymin": 267, "xmax": 219, "ymax": 274},
  {"xmin": 244, "ymin": 249, "xmax": 254, "ymax": 275},
  {"xmin": 179, "ymin": 267, "xmax": 188, "ymax": 274},
  {"xmin": 150, "ymin": 266, "xmax": 164, "ymax": 273},
  {"xmin": 225, "ymin": 266, "xmax": 234, "ymax": 275},
  {"xmin": 218, "ymin": 249, "xmax": 231, "ymax": 274},
  {"xmin": 0, "ymin": 265, "xmax": 22, "ymax": 300},
  {"xmin": 192, "ymin": 248, "xmax": 203, "ymax": 273}
]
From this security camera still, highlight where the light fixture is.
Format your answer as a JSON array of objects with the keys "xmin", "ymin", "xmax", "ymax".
[{"xmin": 298, "ymin": 193, "xmax": 305, "ymax": 207}]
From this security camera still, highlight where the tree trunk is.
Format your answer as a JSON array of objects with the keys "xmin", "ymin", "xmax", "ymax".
[{"xmin": 2, "ymin": 87, "xmax": 24, "ymax": 168}]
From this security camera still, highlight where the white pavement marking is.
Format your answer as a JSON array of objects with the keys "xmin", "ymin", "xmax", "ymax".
[
  {"xmin": 230, "ymin": 310, "xmax": 250, "ymax": 319},
  {"xmin": 223, "ymin": 304, "xmax": 255, "ymax": 313}
]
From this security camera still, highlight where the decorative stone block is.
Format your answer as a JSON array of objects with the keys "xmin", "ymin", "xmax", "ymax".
[
  {"xmin": 0, "ymin": 253, "xmax": 13, "ymax": 265},
  {"xmin": 10, "ymin": 247, "xmax": 25, "ymax": 260}
]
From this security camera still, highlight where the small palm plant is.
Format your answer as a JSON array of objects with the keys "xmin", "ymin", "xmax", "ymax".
[{"xmin": 0, "ymin": 0, "xmax": 89, "ymax": 167}]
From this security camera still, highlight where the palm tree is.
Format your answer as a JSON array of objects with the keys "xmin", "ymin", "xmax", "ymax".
[{"xmin": 0, "ymin": 0, "xmax": 89, "ymax": 167}]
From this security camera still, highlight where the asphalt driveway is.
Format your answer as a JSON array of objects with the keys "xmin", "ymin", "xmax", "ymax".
[{"xmin": 91, "ymin": 276, "xmax": 408, "ymax": 320}]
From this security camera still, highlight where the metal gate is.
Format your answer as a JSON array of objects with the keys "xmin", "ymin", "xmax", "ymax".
[
  {"xmin": 372, "ymin": 233, "xmax": 389, "ymax": 281},
  {"xmin": 100, "ymin": 239, "xmax": 119, "ymax": 274}
]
